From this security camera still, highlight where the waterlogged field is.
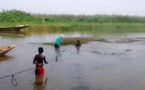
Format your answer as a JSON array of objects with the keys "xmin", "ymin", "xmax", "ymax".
[{"xmin": 0, "ymin": 27, "xmax": 145, "ymax": 90}]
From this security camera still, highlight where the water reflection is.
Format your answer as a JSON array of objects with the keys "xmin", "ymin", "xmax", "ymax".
[
  {"xmin": 55, "ymin": 47, "xmax": 61, "ymax": 57},
  {"xmin": 76, "ymin": 46, "xmax": 80, "ymax": 54},
  {"xmin": 0, "ymin": 31, "xmax": 27, "ymax": 39},
  {"xmin": 34, "ymin": 75, "xmax": 48, "ymax": 90},
  {"xmin": 0, "ymin": 55, "xmax": 14, "ymax": 62}
]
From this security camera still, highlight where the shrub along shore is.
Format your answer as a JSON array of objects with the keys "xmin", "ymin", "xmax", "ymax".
[{"xmin": 0, "ymin": 10, "xmax": 145, "ymax": 33}]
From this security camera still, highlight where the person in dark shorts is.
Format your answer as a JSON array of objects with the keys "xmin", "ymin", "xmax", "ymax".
[
  {"xmin": 33, "ymin": 47, "xmax": 48, "ymax": 76},
  {"xmin": 75, "ymin": 40, "xmax": 81, "ymax": 54}
]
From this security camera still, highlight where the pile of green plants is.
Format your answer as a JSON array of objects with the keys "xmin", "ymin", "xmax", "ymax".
[{"xmin": 44, "ymin": 37, "xmax": 111, "ymax": 46}]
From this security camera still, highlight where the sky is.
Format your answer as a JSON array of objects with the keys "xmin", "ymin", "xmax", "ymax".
[{"xmin": 0, "ymin": 0, "xmax": 145, "ymax": 16}]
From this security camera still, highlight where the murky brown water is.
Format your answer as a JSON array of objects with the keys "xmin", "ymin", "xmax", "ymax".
[{"xmin": 0, "ymin": 32, "xmax": 145, "ymax": 90}]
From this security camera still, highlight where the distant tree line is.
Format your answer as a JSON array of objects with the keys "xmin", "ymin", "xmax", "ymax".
[{"xmin": 0, "ymin": 10, "xmax": 145, "ymax": 23}]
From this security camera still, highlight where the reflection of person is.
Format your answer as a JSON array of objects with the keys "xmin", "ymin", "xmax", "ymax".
[
  {"xmin": 34, "ymin": 75, "xmax": 48, "ymax": 90},
  {"xmin": 34, "ymin": 75, "xmax": 48, "ymax": 85},
  {"xmin": 75, "ymin": 40, "xmax": 81, "ymax": 54},
  {"xmin": 35, "ymin": 75, "xmax": 44, "ymax": 85},
  {"xmin": 55, "ymin": 35, "xmax": 63, "ymax": 48},
  {"xmin": 33, "ymin": 47, "xmax": 48, "ymax": 76},
  {"xmin": 55, "ymin": 47, "xmax": 61, "ymax": 57}
]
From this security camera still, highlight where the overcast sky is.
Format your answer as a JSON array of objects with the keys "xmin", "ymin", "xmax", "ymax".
[{"xmin": 0, "ymin": 0, "xmax": 145, "ymax": 16}]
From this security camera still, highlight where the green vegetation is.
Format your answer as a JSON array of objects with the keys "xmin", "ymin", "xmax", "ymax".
[
  {"xmin": 1, "ymin": 9, "xmax": 145, "ymax": 25},
  {"xmin": 0, "ymin": 10, "xmax": 41, "ymax": 26},
  {"xmin": 44, "ymin": 37, "xmax": 96, "ymax": 45},
  {"xmin": 0, "ymin": 10, "xmax": 145, "ymax": 34},
  {"xmin": 44, "ymin": 37, "xmax": 114, "ymax": 45}
]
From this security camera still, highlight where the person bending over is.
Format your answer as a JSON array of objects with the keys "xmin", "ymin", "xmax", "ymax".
[{"xmin": 55, "ymin": 35, "xmax": 63, "ymax": 48}]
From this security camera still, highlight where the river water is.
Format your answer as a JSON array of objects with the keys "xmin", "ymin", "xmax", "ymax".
[{"xmin": 0, "ymin": 31, "xmax": 145, "ymax": 90}]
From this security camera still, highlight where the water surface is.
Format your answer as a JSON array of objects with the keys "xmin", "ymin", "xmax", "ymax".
[{"xmin": 0, "ymin": 31, "xmax": 145, "ymax": 90}]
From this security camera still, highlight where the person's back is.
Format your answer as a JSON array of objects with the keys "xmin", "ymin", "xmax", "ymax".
[
  {"xmin": 34, "ymin": 53, "xmax": 45, "ymax": 66},
  {"xmin": 55, "ymin": 35, "xmax": 63, "ymax": 48},
  {"xmin": 33, "ymin": 47, "xmax": 48, "ymax": 76}
]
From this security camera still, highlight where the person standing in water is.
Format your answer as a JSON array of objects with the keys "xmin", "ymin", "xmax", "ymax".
[
  {"xmin": 55, "ymin": 35, "xmax": 63, "ymax": 48},
  {"xmin": 75, "ymin": 40, "xmax": 81, "ymax": 54},
  {"xmin": 33, "ymin": 47, "xmax": 48, "ymax": 76}
]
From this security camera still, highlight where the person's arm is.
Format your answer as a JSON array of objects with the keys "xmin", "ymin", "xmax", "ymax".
[
  {"xmin": 43, "ymin": 56, "xmax": 48, "ymax": 64},
  {"xmin": 33, "ymin": 56, "xmax": 37, "ymax": 64}
]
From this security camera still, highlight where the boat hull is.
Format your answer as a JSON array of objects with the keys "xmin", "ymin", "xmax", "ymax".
[
  {"xmin": 0, "ymin": 45, "xmax": 16, "ymax": 56},
  {"xmin": 0, "ymin": 25, "xmax": 29, "ymax": 31}
]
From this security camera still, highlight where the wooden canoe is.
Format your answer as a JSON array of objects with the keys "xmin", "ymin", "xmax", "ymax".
[
  {"xmin": 0, "ymin": 25, "xmax": 29, "ymax": 31},
  {"xmin": 0, "ymin": 45, "xmax": 16, "ymax": 56}
]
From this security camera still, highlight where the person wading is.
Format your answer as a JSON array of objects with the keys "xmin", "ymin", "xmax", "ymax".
[
  {"xmin": 75, "ymin": 40, "xmax": 81, "ymax": 54},
  {"xmin": 55, "ymin": 35, "xmax": 63, "ymax": 48},
  {"xmin": 33, "ymin": 47, "xmax": 48, "ymax": 76}
]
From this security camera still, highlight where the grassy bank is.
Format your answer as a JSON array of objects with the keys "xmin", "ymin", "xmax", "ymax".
[
  {"xmin": 20, "ymin": 23, "xmax": 145, "ymax": 35},
  {"xmin": 0, "ymin": 10, "xmax": 145, "ymax": 34}
]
